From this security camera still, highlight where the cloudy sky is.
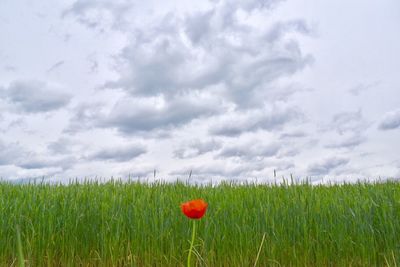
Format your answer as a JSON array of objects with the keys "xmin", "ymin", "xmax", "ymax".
[{"xmin": 1, "ymin": 0, "xmax": 399, "ymax": 183}]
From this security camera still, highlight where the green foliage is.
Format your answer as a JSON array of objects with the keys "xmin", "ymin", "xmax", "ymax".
[{"xmin": 0, "ymin": 180, "xmax": 399, "ymax": 266}]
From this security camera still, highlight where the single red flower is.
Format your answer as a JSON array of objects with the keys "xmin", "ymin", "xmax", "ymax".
[{"xmin": 181, "ymin": 199, "xmax": 208, "ymax": 219}]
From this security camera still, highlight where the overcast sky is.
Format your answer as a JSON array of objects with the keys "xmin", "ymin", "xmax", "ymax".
[{"xmin": 1, "ymin": 0, "xmax": 399, "ymax": 183}]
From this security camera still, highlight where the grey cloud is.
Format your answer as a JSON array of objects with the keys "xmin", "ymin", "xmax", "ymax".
[
  {"xmin": 348, "ymin": 81, "xmax": 380, "ymax": 96},
  {"xmin": 104, "ymin": 23, "xmax": 222, "ymax": 97},
  {"xmin": 279, "ymin": 130, "xmax": 306, "ymax": 139},
  {"xmin": 116, "ymin": 165, "xmax": 164, "ymax": 180},
  {"xmin": 7, "ymin": 176, "xmax": 64, "ymax": 185},
  {"xmin": 224, "ymin": 47, "xmax": 312, "ymax": 107},
  {"xmin": 62, "ymin": 0, "xmax": 134, "ymax": 30},
  {"xmin": 184, "ymin": 10, "xmax": 214, "ymax": 44},
  {"xmin": 329, "ymin": 109, "xmax": 368, "ymax": 134},
  {"xmin": 276, "ymin": 147, "xmax": 300, "ymax": 158},
  {"xmin": 378, "ymin": 109, "xmax": 400, "ymax": 130},
  {"xmin": 185, "ymin": 165, "xmax": 244, "ymax": 177},
  {"xmin": 170, "ymin": 161, "xmax": 267, "ymax": 178},
  {"xmin": 171, "ymin": 157, "xmax": 295, "ymax": 179},
  {"xmin": 88, "ymin": 58, "xmax": 99, "ymax": 73},
  {"xmin": 277, "ymin": 137, "xmax": 318, "ymax": 158},
  {"xmin": 18, "ymin": 159, "xmax": 54, "ymax": 169},
  {"xmin": 47, "ymin": 137, "xmax": 76, "ymax": 155},
  {"xmin": 17, "ymin": 156, "xmax": 76, "ymax": 171},
  {"xmin": 217, "ymin": 141, "xmax": 280, "ymax": 160},
  {"xmin": 64, "ymin": 102, "xmax": 105, "ymax": 133},
  {"xmin": 81, "ymin": 0, "xmax": 311, "ymax": 137},
  {"xmin": 325, "ymin": 134, "xmax": 366, "ymax": 149},
  {"xmin": 265, "ymin": 84, "xmax": 314, "ymax": 102},
  {"xmin": 4, "ymin": 65, "xmax": 17, "ymax": 72},
  {"xmin": 98, "ymin": 94, "xmax": 222, "ymax": 135},
  {"xmin": 130, "ymin": 171, "xmax": 154, "ymax": 179},
  {"xmin": 264, "ymin": 158, "xmax": 295, "ymax": 172},
  {"xmin": 1, "ymin": 80, "xmax": 71, "ymax": 113},
  {"xmin": 65, "ymin": 0, "xmax": 281, "ymax": 31},
  {"xmin": 174, "ymin": 139, "xmax": 222, "ymax": 159},
  {"xmin": 47, "ymin": 60, "xmax": 65, "ymax": 73},
  {"xmin": 216, "ymin": 0, "xmax": 283, "ymax": 13},
  {"xmin": 210, "ymin": 106, "xmax": 302, "ymax": 136},
  {"xmin": 308, "ymin": 157, "xmax": 349, "ymax": 176},
  {"xmin": 104, "ymin": 1, "xmax": 311, "ymax": 109},
  {"xmin": 0, "ymin": 140, "xmax": 75, "ymax": 171},
  {"xmin": 0, "ymin": 140, "xmax": 24, "ymax": 166},
  {"xmin": 0, "ymin": 118, "xmax": 26, "ymax": 134},
  {"xmin": 265, "ymin": 19, "xmax": 313, "ymax": 43},
  {"xmin": 88, "ymin": 144, "xmax": 146, "ymax": 162}
]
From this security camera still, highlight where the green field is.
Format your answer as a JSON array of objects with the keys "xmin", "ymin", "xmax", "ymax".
[{"xmin": 0, "ymin": 180, "xmax": 399, "ymax": 266}]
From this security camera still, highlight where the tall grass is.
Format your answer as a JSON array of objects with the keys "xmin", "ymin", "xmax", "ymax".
[{"xmin": 0, "ymin": 180, "xmax": 399, "ymax": 266}]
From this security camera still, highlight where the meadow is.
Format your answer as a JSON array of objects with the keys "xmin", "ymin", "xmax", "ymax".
[{"xmin": 0, "ymin": 179, "xmax": 399, "ymax": 266}]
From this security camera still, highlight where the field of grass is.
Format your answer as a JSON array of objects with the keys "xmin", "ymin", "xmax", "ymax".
[{"xmin": 0, "ymin": 180, "xmax": 399, "ymax": 266}]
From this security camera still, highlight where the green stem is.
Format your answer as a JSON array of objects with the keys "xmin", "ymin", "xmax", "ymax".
[
  {"xmin": 16, "ymin": 225, "xmax": 25, "ymax": 267},
  {"xmin": 187, "ymin": 220, "xmax": 196, "ymax": 267}
]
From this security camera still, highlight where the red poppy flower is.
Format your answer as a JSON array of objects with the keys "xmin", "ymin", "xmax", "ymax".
[{"xmin": 181, "ymin": 199, "xmax": 208, "ymax": 219}]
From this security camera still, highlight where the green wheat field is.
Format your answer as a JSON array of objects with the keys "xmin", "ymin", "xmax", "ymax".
[{"xmin": 0, "ymin": 179, "xmax": 399, "ymax": 266}]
